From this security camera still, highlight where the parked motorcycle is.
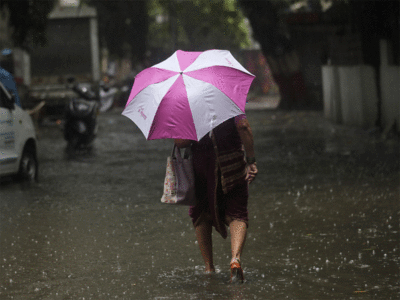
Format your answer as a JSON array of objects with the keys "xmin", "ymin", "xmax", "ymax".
[{"xmin": 64, "ymin": 81, "xmax": 99, "ymax": 152}]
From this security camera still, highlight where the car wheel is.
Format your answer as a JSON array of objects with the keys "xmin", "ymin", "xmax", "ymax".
[{"xmin": 18, "ymin": 150, "xmax": 38, "ymax": 182}]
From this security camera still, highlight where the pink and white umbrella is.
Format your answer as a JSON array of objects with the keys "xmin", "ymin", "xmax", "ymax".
[{"xmin": 122, "ymin": 49, "xmax": 255, "ymax": 141}]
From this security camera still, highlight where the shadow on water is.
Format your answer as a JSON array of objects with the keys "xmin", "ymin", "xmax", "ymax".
[
  {"xmin": 0, "ymin": 109, "xmax": 399, "ymax": 299},
  {"xmin": 64, "ymin": 146, "xmax": 96, "ymax": 162}
]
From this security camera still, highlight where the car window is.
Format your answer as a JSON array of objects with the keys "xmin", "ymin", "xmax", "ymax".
[{"xmin": 0, "ymin": 81, "xmax": 13, "ymax": 108}]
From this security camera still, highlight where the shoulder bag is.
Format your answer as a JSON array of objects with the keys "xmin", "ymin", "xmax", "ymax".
[{"xmin": 161, "ymin": 144, "xmax": 197, "ymax": 206}]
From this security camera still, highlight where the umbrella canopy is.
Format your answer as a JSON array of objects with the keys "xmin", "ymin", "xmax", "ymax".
[{"xmin": 122, "ymin": 49, "xmax": 255, "ymax": 141}]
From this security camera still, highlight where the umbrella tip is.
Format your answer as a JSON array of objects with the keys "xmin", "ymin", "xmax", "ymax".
[{"xmin": 180, "ymin": 72, "xmax": 183, "ymax": 75}]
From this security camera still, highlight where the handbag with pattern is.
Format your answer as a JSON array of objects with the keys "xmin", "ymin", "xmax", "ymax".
[{"xmin": 161, "ymin": 145, "xmax": 196, "ymax": 206}]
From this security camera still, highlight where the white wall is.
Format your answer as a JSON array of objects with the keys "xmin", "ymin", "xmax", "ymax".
[
  {"xmin": 322, "ymin": 65, "xmax": 378, "ymax": 128},
  {"xmin": 322, "ymin": 40, "xmax": 399, "ymax": 132},
  {"xmin": 322, "ymin": 66, "xmax": 341, "ymax": 123}
]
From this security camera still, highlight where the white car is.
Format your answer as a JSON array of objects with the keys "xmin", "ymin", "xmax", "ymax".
[{"xmin": 0, "ymin": 81, "xmax": 38, "ymax": 181}]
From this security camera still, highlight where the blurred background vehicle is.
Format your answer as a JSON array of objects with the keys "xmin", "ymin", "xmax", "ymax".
[
  {"xmin": 63, "ymin": 78, "xmax": 98, "ymax": 153},
  {"xmin": 0, "ymin": 81, "xmax": 38, "ymax": 181}
]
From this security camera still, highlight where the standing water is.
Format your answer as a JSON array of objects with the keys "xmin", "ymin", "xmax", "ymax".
[{"xmin": 0, "ymin": 109, "xmax": 398, "ymax": 299}]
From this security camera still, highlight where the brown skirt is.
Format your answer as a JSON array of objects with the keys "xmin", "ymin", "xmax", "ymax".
[{"xmin": 189, "ymin": 137, "xmax": 248, "ymax": 239}]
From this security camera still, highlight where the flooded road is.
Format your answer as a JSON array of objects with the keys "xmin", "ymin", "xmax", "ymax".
[{"xmin": 1, "ymin": 108, "xmax": 399, "ymax": 299}]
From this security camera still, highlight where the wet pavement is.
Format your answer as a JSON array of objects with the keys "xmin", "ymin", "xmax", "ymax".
[{"xmin": 0, "ymin": 106, "xmax": 399, "ymax": 299}]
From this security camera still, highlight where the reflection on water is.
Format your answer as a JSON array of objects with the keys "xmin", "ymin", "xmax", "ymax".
[{"xmin": 0, "ymin": 110, "xmax": 398, "ymax": 299}]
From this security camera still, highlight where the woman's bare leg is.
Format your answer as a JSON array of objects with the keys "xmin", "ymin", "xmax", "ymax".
[
  {"xmin": 229, "ymin": 219, "xmax": 247, "ymax": 263},
  {"xmin": 195, "ymin": 217, "xmax": 215, "ymax": 273},
  {"xmin": 227, "ymin": 218, "xmax": 247, "ymax": 282}
]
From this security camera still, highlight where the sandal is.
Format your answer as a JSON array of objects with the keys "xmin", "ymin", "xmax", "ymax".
[{"xmin": 230, "ymin": 258, "xmax": 244, "ymax": 283}]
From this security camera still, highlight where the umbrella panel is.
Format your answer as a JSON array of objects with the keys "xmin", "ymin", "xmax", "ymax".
[
  {"xmin": 186, "ymin": 66, "xmax": 254, "ymax": 112},
  {"xmin": 183, "ymin": 75, "xmax": 244, "ymax": 141},
  {"xmin": 122, "ymin": 75, "xmax": 179, "ymax": 139},
  {"xmin": 126, "ymin": 68, "xmax": 178, "ymax": 107},
  {"xmin": 176, "ymin": 50, "xmax": 202, "ymax": 71},
  {"xmin": 148, "ymin": 75, "xmax": 196, "ymax": 140}
]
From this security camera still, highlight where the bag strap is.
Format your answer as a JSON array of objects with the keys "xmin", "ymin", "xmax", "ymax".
[
  {"xmin": 172, "ymin": 144, "xmax": 180, "ymax": 159},
  {"xmin": 171, "ymin": 144, "xmax": 176, "ymax": 157},
  {"xmin": 183, "ymin": 146, "xmax": 191, "ymax": 159},
  {"xmin": 171, "ymin": 143, "xmax": 192, "ymax": 159}
]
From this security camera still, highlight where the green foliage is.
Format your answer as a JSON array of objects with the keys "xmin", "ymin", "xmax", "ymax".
[
  {"xmin": 147, "ymin": 1, "xmax": 173, "ymax": 51},
  {"xmin": 1, "ymin": 0, "xmax": 56, "ymax": 48},
  {"xmin": 148, "ymin": 0, "xmax": 251, "ymax": 52}
]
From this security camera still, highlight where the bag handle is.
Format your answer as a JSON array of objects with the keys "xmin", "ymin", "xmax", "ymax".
[
  {"xmin": 171, "ymin": 144, "xmax": 192, "ymax": 159},
  {"xmin": 183, "ymin": 146, "xmax": 191, "ymax": 159},
  {"xmin": 171, "ymin": 144, "xmax": 177, "ymax": 157}
]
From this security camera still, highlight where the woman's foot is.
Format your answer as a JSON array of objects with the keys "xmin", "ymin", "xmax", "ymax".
[
  {"xmin": 204, "ymin": 264, "xmax": 215, "ymax": 274},
  {"xmin": 230, "ymin": 258, "xmax": 244, "ymax": 283}
]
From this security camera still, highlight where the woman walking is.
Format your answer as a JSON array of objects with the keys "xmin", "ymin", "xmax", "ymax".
[{"xmin": 175, "ymin": 114, "xmax": 258, "ymax": 283}]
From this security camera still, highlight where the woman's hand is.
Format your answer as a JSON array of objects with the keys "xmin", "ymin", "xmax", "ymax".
[
  {"xmin": 246, "ymin": 163, "xmax": 258, "ymax": 183},
  {"xmin": 236, "ymin": 118, "xmax": 257, "ymax": 184}
]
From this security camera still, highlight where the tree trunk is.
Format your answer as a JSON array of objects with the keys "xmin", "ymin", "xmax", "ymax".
[
  {"xmin": 239, "ymin": 0, "xmax": 307, "ymax": 110},
  {"xmin": 264, "ymin": 49, "xmax": 307, "ymax": 110}
]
